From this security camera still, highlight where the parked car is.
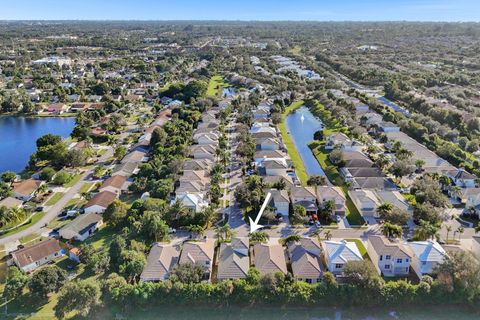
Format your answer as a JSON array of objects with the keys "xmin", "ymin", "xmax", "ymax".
[
  {"xmin": 315, "ymin": 221, "xmax": 321, "ymax": 228},
  {"xmin": 35, "ymin": 206, "xmax": 44, "ymax": 212}
]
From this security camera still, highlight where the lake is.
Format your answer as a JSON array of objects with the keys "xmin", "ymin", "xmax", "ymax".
[
  {"xmin": 285, "ymin": 106, "xmax": 330, "ymax": 183},
  {"xmin": 0, "ymin": 116, "xmax": 76, "ymax": 173}
]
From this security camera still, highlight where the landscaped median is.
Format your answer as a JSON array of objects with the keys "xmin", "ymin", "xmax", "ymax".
[{"xmin": 277, "ymin": 100, "xmax": 309, "ymax": 186}]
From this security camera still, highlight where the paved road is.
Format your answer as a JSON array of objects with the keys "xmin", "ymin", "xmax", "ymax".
[{"xmin": 0, "ymin": 147, "xmax": 113, "ymax": 247}]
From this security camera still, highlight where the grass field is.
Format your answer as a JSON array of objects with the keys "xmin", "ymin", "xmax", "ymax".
[
  {"xmin": 0, "ymin": 211, "xmax": 46, "ymax": 238},
  {"xmin": 63, "ymin": 173, "xmax": 82, "ymax": 188},
  {"xmin": 45, "ymin": 192, "xmax": 64, "ymax": 206},
  {"xmin": 289, "ymin": 45, "xmax": 302, "ymax": 55},
  {"xmin": 346, "ymin": 239, "xmax": 370, "ymax": 259},
  {"xmin": 278, "ymin": 100, "xmax": 309, "ymax": 186},
  {"xmin": 207, "ymin": 75, "xmax": 229, "ymax": 97},
  {"xmin": 79, "ymin": 182, "xmax": 94, "ymax": 194}
]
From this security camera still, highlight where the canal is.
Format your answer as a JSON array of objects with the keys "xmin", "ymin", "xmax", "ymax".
[
  {"xmin": 285, "ymin": 106, "xmax": 330, "ymax": 184},
  {"xmin": 0, "ymin": 116, "xmax": 76, "ymax": 173}
]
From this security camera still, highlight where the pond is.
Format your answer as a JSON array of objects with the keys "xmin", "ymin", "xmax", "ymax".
[
  {"xmin": 285, "ymin": 106, "xmax": 330, "ymax": 183},
  {"xmin": 0, "ymin": 116, "xmax": 76, "ymax": 173}
]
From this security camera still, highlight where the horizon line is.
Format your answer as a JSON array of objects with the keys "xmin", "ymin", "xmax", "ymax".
[{"xmin": 0, "ymin": 19, "xmax": 479, "ymax": 23}]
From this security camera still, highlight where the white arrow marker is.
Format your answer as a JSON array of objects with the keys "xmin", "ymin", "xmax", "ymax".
[{"xmin": 249, "ymin": 192, "xmax": 272, "ymax": 233}]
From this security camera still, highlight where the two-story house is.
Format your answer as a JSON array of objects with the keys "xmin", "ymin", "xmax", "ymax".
[{"xmin": 367, "ymin": 235, "xmax": 413, "ymax": 277}]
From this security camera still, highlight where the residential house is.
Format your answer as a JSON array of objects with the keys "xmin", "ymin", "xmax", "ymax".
[
  {"xmin": 288, "ymin": 238, "xmax": 323, "ymax": 283},
  {"xmin": 266, "ymin": 189, "xmax": 290, "ymax": 216},
  {"xmin": 253, "ymin": 108, "xmax": 269, "ymax": 120},
  {"xmin": 183, "ymin": 159, "xmax": 214, "ymax": 171},
  {"xmin": 121, "ymin": 150, "xmax": 148, "ymax": 164},
  {"xmin": 322, "ymin": 240, "xmax": 363, "ymax": 275},
  {"xmin": 471, "ymin": 236, "xmax": 480, "ymax": 259},
  {"xmin": 176, "ymin": 180, "xmax": 208, "ymax": 196},
  {"xmin": 451, "ymin": 187, "xmax": 480, "ymax": 205},
  {"xmin": 258, "ymin": 158, "xmax": 289, "ymax": 176},
  {"xmin": 409, "ymin": 240, "xmax": 447, "ymax": 278},
  {"xmin": 351, "ymin": 177, "xmax": 397, "ymax": 191},
  {"xmin": 367, "ymin": 235, "xmax": 413, "ymax": 277},
  {"xmin": 316, "ymin": 186, "xmax": 346, "ymax": 216},
  {"xmin": 11, "ymin": 239, "xmax": 64, "ymax": 273},
  {"xmin": 262, "ymin": 175, "xmax": 295, "ymax": 190},
  {"xmin": 361, "ymin": 112, "xmax": 383, "ymax": 126},
  {"xmin": 141, "ymin": 243, "xmax": 181, "ymax": 282},
  {"xmin": 291, "ymin": 186, "xmax": 318, "ymax": 214},
  {"xmin": 340, "ymin": 167, "xmax": 385, "ymax": 183},
  {"xmin": 376, "ymin": 190, "xmax": 412, "ymax": 214},
  {"xmin": 325, "ymin": 133, "xmax": 350, "ymax": 150},
  {"xmin": 348, "ymin": 190, "xmax": 381, "ymax": 219},
  {"xmin": 193, "ymin": 132, "xmax": 219, "ymax": 145},
  {"xmin": 84, "ymin": 191, "xmax": 117, "ymax": 214},
  {"xmin": 254, "ymin": 150, "xmax": 286, "ymax": 163},
  {"xmin": 173, "ymin": 193, "xmax": 209, "ymax": 213},
  {"xmin": 179, "ymin": 170, "xmax": 209, "ymax": 185},
  {"xmin": 447, "ymin": 169, "xmax": 477, "ymax": 188},
  {"xmin": 111, "ymin": 162, "xmax": 139, "ymax": 177},
  {"xmin": 252, "ymin": 243, "xmax": 288, "ymax": 276},
  {"xmin": 12, "ymin": 179, "xmax": 43, "ymax": 201},
  {"xmin": 179, "ymin": 240, "xmax": 215, "ymax": 280},
  {"xmin": 217, "ymin": 238, "xmax": 250, "ymax": 280},
  {"xmin": 378, "ymin": 121, "xmax": 400, "ymax": 133},
  {"xmin": 255, "ymin": 137, "xmax": 282, "ymax": 151},
  {"xmin": 45, "ymin": 103, "xmax": 67, "ymax": 114},
  {"xmin": 59, "ymin": 213, "xmax": 103, "ymax": 241},
  {"xmin": 341, "ymin": 140, "xmax": 364, "ymax": 152},
  {"xmin": 189, "ymin": 144, "xmax": 216, "ymax": 161},
  {"xmin": 99, "ymin": 175, "xmax": 127, "ymax": 195},
  {"xmin": 0, "ymin": 197, "xmax": 23, "ymax": 210}
]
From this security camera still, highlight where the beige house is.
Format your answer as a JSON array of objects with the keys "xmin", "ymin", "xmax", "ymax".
[
  {"xmin": 316, "ymin": 186, "xmax": 346, "ymax": 216},
  {"xmin": 217, "ymin": 238, "xmax": 250, "ymax": 280},
  {"xmin": 179, "ymin": 240, "xmax": 215, "ymax": 280},
  {"xmin": 12, "ymin": 179, "xmax": 43, "ymax": 201},
  {"xmin": 84, "ymin": 191, "xmax": 117, "ymax": 214},
  {"xmin": 367, "ymin": 235, "xmax": 413, "ymax": 277},
  {"xmin": 287, "ymin": 238, "xmax": 323, "ymax": 283},
  {"xmin": 141, "ymin": 243, "xmax": 181, "ymax": 282},
  {"xmin": 11, "ymin": 239, "xmax": 63, "ymax": 273},
  {"xmin": 0, "ymin": 197, "xmax": 24, "ymax": 209},
  {"xmin": 99, "ymin": 175, "xmax": 127, "ymax": 195},
  {"xmin": 252, "ymin": 243, "xmax": 287, "ymax": 275}
]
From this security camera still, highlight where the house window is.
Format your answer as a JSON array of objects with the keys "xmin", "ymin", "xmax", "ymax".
[
  {"xmin": 422, "ymin": 261, "xmax": 426, "ymax": 265},
  {"xmin": 386, "ymin": 255, "xmax": 391, "ymax": 260},
  {"xmin": 306, "ymin": 279, "xmax": 312, "ymax": 284},
  {"xmin": 335, "ymin": 263, "xmax": 343, "ymax": 269},
  {"xmin": 379, "ymin": 255, "xmax": 383, "ymax": 261},
  {"xmin": 384, "ymin": 264, "xmax": 391, "ymax": 270},
  {"xmin": 405, "ymin": 258, "xmax": 409, "ymax": 262},
  {"xmin": 396, "ymin": 258, "xmax": 402, "ymax": 263}
]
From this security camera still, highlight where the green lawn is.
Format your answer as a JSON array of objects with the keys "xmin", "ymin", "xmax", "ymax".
[
  {"xmin": 45, "ymin": 192, "xmax": 64, "ymax": 206},
  {"xmin": 20, "ymin": 233, "xmax": 43, "ymax": 244},
  {"xmin": 346, "ymin": 239, "xmax": 369, "ymax": 259},
  {"xmin": 278, "ymin": 100, "xmax": 308, "ymax": 186},
  {"xmin": 0, "ymin": 211, "xmax": 46, "ymax": 238},
  {"xmin": 289, "ymin": 45, "xmax": 302, "ymax": 55},
  {"xmin": 79, "ymin": 182, "xmax": 94, "ymax": 194},
  {"xmin": 64, "ymin": 173, "xmax": 82, "ymax": 188},
  {"xmin": 207, "ymin": 75, "xmax": 229, "ymax": 97}
]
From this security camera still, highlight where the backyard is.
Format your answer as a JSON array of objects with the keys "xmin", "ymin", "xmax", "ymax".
[{"xmin": 277, "ymin": 100, "xmax": 309, "ymax": 185}]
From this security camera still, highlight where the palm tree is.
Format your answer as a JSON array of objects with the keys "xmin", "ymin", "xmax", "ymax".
[
  {"xmin": 376, "ymin": 202, "xmax": 394, "ymax": 221},
  {"xmin": 375, "ymin": 154, "xmax": 390, "ymax": 170},
  {"xmin": 414, "ymin": 220, "xmax": 440, "ymax": 241},
  {"xmin": 445, "ymin": 225, "xmax": 452, "ymax": 243},
  {"xmin": 187, "ymin": 225, "xmax": 205, "ymax": 239},
  {"xmin": 381, "ymin": 222, "xmax": 403, "ymax": 239},
  {"xmin": 324, "ymin": 230, "xmax": 333, "ymax": 241},
  {"xmin": 280, "ymin": 234, "xmax": 301, "ymax": 246},
  {"xmin": 215, "ymin": 224, "xmax": 236, "ymax": 243},
  {"xmin": 457, "ymin": 226, "xmax": 465, "ymax": 241},
  {"xmin": 415, "ymin": 159, "xmax": 426, "ymax": 172},
  {"xmin": 249, "ymin": 231, "xmax": 269, "ymax": 244}
]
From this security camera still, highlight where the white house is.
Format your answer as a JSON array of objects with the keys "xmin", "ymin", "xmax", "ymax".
[
  {"xmin": 409, "ymin": 240, "xmax": 447, "ymax": 278},
  {"xmin": 447, "ymin": 169, "xmax": 476, "ymax": 188},
  {"xmin": 267, "ymin": 188, "xmax": 290, "ymax": 216},
  {"xmin": 378, "ymin": 121, "xmax": 401, "ymax": 133},
  {"xmin": 193, "ymin": 132, "xmax": 219, "ymax": 145},
  {"xmin": 173, "ymin": 193, "xmax": 209, "ymax": 213},
  {"xmin": 84, "ymin": 191, "xmax": 117, "ymax": 214},
  {"xmin": 348, "ymin": 190, "xmax": 381, "ymax": 218},
  {"xmin": 341, "ymin": 140, "xmax": 364, "ymax": 152},
  {"xmin": 259, "ymin": 158, "xmax": 289, "ymax": 176},
  {"xmin": 11, "ymin": 239, "xmax": 64, "ymax": 273},
  {"xmin": 367, "ymin": 235, "xmax": 413, "ymax": 277},
  {"xmin": 325, "ymin": 133, "xmax": 350, "ymax": 150},
  {"xmin": 322, "ymin": 240, "xmax": 363, "ymax": 275},
  {"xmin": 256, "ymin": 137, "xmax": 281, "ymax": 151}
]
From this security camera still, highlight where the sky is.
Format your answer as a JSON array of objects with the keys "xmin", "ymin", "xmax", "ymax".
[{"xmin": 0, "ymin": 0, "xmax": 479, "ymax": 21}]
